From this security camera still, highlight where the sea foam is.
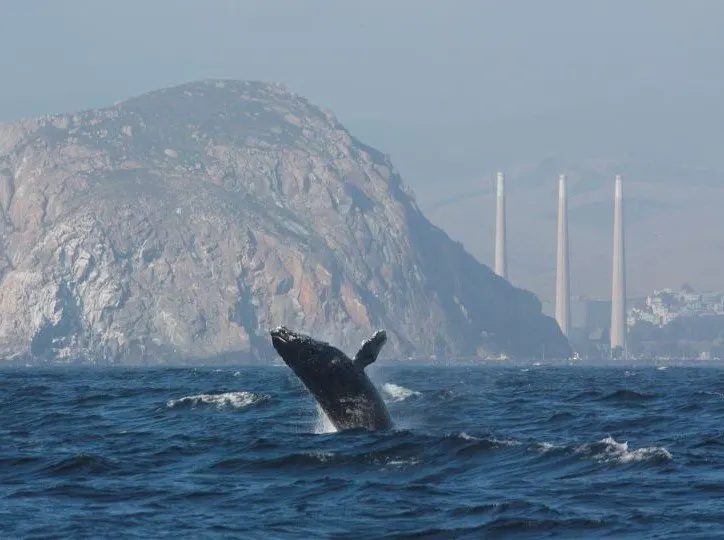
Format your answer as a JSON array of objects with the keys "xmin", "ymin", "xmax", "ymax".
[
  {"xmin": 166, "ymin": 391, "xmax": 269, "ymax": 410},
  {"xmin": 382, "ymin": 383, "xmax": 421, "ymax": 403},
  {"xmin": 575, "ymin": 436, "xmax": 672, "ymax": 464}
]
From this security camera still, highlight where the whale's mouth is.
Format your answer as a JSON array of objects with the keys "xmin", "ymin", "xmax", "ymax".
[{"xmin": 270, "ymin": 326, "xmax": 299, "ymax": 351}]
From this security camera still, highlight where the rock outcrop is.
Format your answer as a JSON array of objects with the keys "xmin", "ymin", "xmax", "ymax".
[{"xmin": 0, "ymin": 80, "xmax": 570, "ymax": 363}]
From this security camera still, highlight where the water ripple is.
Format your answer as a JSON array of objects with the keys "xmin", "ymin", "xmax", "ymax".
[{"xmin": 0, "ymin": 364, "xmax": 723, "ymax": 538}]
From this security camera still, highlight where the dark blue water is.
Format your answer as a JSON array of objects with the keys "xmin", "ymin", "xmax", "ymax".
[{"xmin": 2, "ymin": 364, "xmax": 723, "ymax": 539}]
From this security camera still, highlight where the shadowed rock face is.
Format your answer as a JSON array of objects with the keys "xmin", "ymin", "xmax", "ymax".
[{"xmin": 0, "ymin": 80, "xmax": 571, "ymax": 363}]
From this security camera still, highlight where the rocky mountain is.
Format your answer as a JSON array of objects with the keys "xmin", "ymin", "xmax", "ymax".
[{"xmin": 0, "ymin": 80, "xmax": 570, "ymax": 363}]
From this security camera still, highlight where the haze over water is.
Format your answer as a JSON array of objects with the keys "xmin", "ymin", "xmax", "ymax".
[
  {"xmin": 3, "ymin": 1, "xmax": 723, "ymax": 300},
  {"xmin": 2, "ymin": 364, "xmax": 723, "ymax": 538}
]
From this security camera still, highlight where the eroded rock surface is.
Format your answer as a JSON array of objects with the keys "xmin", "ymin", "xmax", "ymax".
[{"xmin": 0, "ymin": 80, "xmax": 570, "ymax": 363}]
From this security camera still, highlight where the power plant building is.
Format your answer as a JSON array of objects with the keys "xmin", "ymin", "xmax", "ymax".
[{"xmin": 487, "ymin": 172, "xmax": 628, "ymax": 358}]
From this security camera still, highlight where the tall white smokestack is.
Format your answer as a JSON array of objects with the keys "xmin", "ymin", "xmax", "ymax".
[
  {"xmin": 494, "ymin": 172, "xmax": 507, "ymax": 279},
  {"xmin": 555, "ymin": 174, "xmax": 570, "ymax": 338},
  {"xmin": 610, "ymin": 174, "xmax": 626, "ymax": 354}
]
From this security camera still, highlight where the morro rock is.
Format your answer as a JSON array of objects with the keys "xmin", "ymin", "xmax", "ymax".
[{"xmin": 0, "ymin": 80, "xmax": 570, "ymax": 363}]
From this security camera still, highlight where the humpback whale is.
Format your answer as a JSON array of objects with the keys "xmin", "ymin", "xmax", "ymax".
[{"xmin": 270, "ymin": 326, "xmax": 392, "ymax": 431}]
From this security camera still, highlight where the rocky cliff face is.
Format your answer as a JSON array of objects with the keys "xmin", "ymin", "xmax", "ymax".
[{"xmin": 0, "ymin": 80, "xmax": 570, "ymax": 363}]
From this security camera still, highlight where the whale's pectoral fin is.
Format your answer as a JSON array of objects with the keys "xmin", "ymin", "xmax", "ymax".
[{"xmin": 353, "ymin": 330, "xmax": 387, "ymax": 369}]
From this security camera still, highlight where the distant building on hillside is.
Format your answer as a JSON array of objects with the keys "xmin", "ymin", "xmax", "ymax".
[{"xmin": 627, "ymin": 287, "xmax": 724, "ymax": 328}]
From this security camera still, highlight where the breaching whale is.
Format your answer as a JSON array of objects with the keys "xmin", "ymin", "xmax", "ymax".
[{"xmin": 269, "ymin": 326, "xmax": 393, "ymax": 431}]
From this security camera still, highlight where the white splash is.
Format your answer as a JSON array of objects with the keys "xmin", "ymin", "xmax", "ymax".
[
  {"xmin": 576, "ymin": 436, "xmax": 672, "ymax": 464},
  {"xmin": 534, "ymin": 442, "xmax": 560, "ymax": 453},
  {"xmin": 308, "ymin": 451, "xmax": 335, "ymax": 462},
  {"xmin": 385, "ymin": 458, "xmax": 420, "ymax": 468},
  {"xmin": 166, "ymin": 391, "xmax": 268, "ymax": 410},
  {"xmin": 459, "ymin": 432, "xmax": 520, "ymax": 446},
  {"xmin": 381, "ymin": 383, "xmax": 421, "ymax": 403},
  {"xmin": 314, "ymin": 404, "xmax": 338, "ymax": 434}
]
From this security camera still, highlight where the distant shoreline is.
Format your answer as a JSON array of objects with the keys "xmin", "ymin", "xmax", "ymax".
[{"xmin": 2, "ymin": 358, "xmax": 723, "ymax": 369}]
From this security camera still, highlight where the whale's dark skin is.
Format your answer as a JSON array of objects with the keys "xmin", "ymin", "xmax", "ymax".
[{"xmin": 270, "ymin": 326, "xmax": 392, "ymax": 431}]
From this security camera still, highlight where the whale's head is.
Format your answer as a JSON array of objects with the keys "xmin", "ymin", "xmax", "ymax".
[
  {"xmin": 269, "ymin": 326, "xmax": 303, "ymax": 359},
  {"xmin": 270, "ymin": 326, "xmax": 344, "ymax": 370}
]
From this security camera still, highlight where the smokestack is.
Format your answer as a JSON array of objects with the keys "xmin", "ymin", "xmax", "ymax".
[
  {"xmin": 610, "ymin": 174, "xmax": 626, "ymax": 354},
  {"xmin": 555, "ymin": 174, "xmax": 570, "ymax": 338},
  {"xmin": 494, "ymin": 172, "xmax": 507, "ymax": 279}
]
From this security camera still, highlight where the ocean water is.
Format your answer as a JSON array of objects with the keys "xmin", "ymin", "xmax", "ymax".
[{"xmin": 1, "ymin": 364, "xmax": 723, "ymax": 539}]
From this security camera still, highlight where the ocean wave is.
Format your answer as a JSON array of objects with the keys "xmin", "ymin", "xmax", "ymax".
[
  {"xmin": 575, "ymin": 436, "xmax": 672, "ymax": 464},
  {"xmin": 43, "ymin": 454, "xmax": 118, "ymax": 476},
  {"xmin": 566, "ymin": 390, "xmax": 602, "ymax": 401},
  {"xmin": 599, "ymin": 389, "xmax": 660, "ymax": 402},
  {"xmin": 547, "ymin": 412, "xmax": 575, "ymax": 422},
  {"xmin": 243, "ymin": 448, "xmax": 422, "ymax": 470},
  {"xmin": 458, "ymin": 432, "xmax": 520, "ymax": 447},
  {"xmin": 696, "ymin": 390, "xmax": 724, "ymax": 399},
  {"xmin": 384, "ymin": 457, "xmax": 421, "ymax": 468},
  {"xmin": 691, "ymin": 436, "xmax": 724, "ymax": 449},
  {"xmin": 534, "ymin": 437, "xmax": 672, "ymax": 464},
  {"xmin": 482, "ymin": 517, "xmax": 605, "ymax": 536},
  {"xmin": 534, "ymin": 442, "xmax": 560, "ymax": 454},
  {"xmin": 381, "ymin": 383, "xmax": 421, "ymax": 403},
  {"xmin": 166, "ymin": 391, "xmax": 269, "ymax": 410},
  {"xmin": 444, "ymin": 432, "xmax": 523, "ymax": 457},
  {"xmin": 432, "ymin": 388, "xmax": 457, "ymax": 400}
]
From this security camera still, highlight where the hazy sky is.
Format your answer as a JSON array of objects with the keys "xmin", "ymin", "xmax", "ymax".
[
  {"xmin": 2, "ymin": 1, "xmax": 723, "ymax": 300},
  {"xmin": 2, "ymin": 0, "xmax": 723, "ymax": 127}
]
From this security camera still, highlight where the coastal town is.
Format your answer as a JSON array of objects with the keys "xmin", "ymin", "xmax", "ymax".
[
  {"xmin": 568, "ymin": 286, "xmax": 724, "ymax": 362},
  {"xmin": 627, "ymin": 287, "xmax": 724, "ymax": 328}
]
